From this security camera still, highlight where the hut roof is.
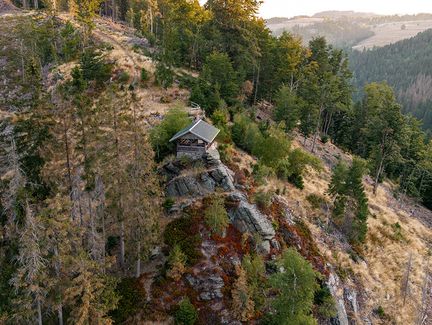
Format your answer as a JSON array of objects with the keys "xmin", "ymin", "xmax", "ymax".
[{"xmin": 169, "ymin": 119, "xmax": 220, "ymax": 144}]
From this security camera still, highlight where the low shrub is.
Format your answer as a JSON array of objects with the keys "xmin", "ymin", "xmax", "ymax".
[
  {"xmin": 140, "ymin": 67, "xmax": 149, "ymax": 83},
  {"xmin": 163, "ymin": 215, "xmax": 202, "ymax": 265},
  {"xmin": 118, "ymin": 70, "xmax": 130, "ymax": 83},
  {"xmin": 314, "ymin": 284, "xmax": 337, "ymax": 319},
  {"xmin": 306, "ymin": 194, "xmax": 326, "ymax": 210},
  {"xmin": 174, "ymin": 298, "xmax": 198, "ymax": 325},
  {"xmin": 110, "ymin": 277, "xmax": 146, "ymax": 323},
  {"xmin": 163, "ymin": 197, "xmax": 175, "ymax": 212},
  {"xmin": 288, "ymin": 173, "xmax": 304, "ymax": 189},
  {"xmin": 204, "ymin": 196, "xmax": 230, "ymax": 237},
  {"xmin": 254, "ymin": 191, "xmax": 273, "ymax": 211}
]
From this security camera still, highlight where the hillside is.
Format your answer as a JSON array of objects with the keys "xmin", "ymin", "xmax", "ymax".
[
  {"xmin": 349, "ymin": 29, "xmax": 432, "ymax": 131},
  {"xmin": 1, "ymin": 3, "xmax": 432, "ymax": 325},
  {"xmin": 266, "ymin": 11, "xmax": 432, "ymax": 50}
]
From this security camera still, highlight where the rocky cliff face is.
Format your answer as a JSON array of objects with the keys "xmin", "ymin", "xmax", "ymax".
[
  {"xmin": 162, "ymin": 149, "xmax": 236, "ymax": 197},
  {"xmin": 156, "ymin": 149, "xmax": 360, "ymax": 324},
  {"xmin": 161, "ymin": 149, "xmax": 278, "ymax": 255}
]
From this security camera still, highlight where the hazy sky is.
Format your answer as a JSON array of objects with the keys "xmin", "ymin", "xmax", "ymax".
[
  {"xmin": 259, "ymin": 0, "xmax": 432, "ymax": 18},
  {"xmin": 200, "ymin": 1, "xmax": 432, "ymax": 19}
]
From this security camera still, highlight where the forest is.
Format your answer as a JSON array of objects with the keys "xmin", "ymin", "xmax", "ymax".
[
  {"xmin": 0, "ymin": 0, "xmax": 431, "ymax": 324},
  {"xmin": 349, "ymin": 28, "xmax": 432, "ymax": 132}
]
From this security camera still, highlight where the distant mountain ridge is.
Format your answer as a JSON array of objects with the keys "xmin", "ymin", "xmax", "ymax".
[
  {"xmin": 312, "ymin": 10, "xmax": 380, "ymax": 19},
  {"xmin": 266, "ymin": 11, "xmax": 432, "ymax": 50}
]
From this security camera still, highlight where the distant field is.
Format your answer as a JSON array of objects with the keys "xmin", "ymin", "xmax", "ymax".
[
  {"xmin": 267, "ymin": 16, "xmax": 432, "ymax": 50},
  {"xmin": 267, "ymin": 17, "xmax": 324, "ymax": 35},
  {"xmin": 353, "ymin": 20, "xmax": 432, "ymax": 50}
]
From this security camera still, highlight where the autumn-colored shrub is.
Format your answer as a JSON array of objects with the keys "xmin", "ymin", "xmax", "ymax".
[{"xmin": 167, "ymin": 245, "xmax": 187, "ymax": 281}]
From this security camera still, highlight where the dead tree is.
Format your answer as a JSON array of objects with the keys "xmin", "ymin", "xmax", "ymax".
[{"xmin": 401, "ymin": 252, "xmax": 413, "ymax": 305}]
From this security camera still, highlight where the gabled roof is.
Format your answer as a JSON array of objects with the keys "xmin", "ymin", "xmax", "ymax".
[{"xmin": 169, "ymin": 119, "xmax": 220, "ymax": 144}]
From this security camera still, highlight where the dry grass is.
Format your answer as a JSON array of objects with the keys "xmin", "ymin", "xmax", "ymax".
[{"xmin": 232, "ymin": 133, "xmax": 432, "ymax": 324}]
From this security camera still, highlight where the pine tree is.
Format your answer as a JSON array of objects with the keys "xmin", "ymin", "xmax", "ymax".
[
  {"xmin": 268, "ymin": 248, "xmax": 318, "ymax": 325},
  {"xmin": 231, "ymin": 265, "xmax": 255, "ymax": 322},
  {"xmin": 167, "ymin": 245, "xmax": 187, "ymax": 281},
  {"xmin": 204, "ymin": 196, "xmax": 230, "ymax": 237},
  {"xmin": 64, "ymin": 253, "xmax": 118, "ymax": 325},
  {"xmin": 11, "ymin": 203, "xmax": 47, "ymax": 325},
  {"xmin": 328, "ymin": 158, "xmax": 369, "ymax": 244}
]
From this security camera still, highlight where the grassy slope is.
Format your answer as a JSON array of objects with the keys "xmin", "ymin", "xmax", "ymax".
[{"xmin": 246, "ymin": 133, "xmax": 431, "ymax": 324}]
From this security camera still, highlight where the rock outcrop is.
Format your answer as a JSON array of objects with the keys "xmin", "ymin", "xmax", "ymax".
[
  {"xmin": 162, "ymin": 150, "xmax": 235, "ymax": 197},
  {"xmin": 226, "ymin": 192, "xmax": 276, "ymax": 254},
  {"xmin": 162, "ymin": 149, "xmax": 278, "ymax": 254}
]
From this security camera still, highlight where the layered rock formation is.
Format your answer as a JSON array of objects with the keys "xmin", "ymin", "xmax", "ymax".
[{"xmin": 161, "ymin": 149, "xmax": 277, "ymax": 254}]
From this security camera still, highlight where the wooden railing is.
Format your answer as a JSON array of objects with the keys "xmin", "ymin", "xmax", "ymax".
[{"xmin": 177, "ymin": 145, "xmax": 205, "ymax": 152}]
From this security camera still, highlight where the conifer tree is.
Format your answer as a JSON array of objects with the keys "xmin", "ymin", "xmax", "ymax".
[
  {"xmin": 328, "ymin": 158, "xmax": 369, "ymax": 244},
  {"xmin": 167, "ymin": 245, "xmax": 187, "ymax": 281},
  {"xmin": 204, "ymin": 196, "xmax": 230, "ymax": 237},
  {"xmin": 231, "ymin": 265, "xmax": 255, "ymax": 322}
]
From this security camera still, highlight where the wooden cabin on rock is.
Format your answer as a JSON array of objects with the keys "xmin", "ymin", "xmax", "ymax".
[{"xmin": 170, "ymin": 119, "xmax": 220, "ymax": 158}]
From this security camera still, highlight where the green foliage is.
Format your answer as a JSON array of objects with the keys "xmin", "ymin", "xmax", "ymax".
[
  {"xmin": 277, "ymin": 148, "xmax": 322, "ymax": 189},
  {"xmin": 212, "ymin": 107, "xmax": 230, "ymax": 128},
  {"xmin": 268, "ymin": 248, "xmax": 319, "ymax": 325},
  {"xmin": 274, "ymin": 85, "xmax": 303, "ymax": 132},
  {"xmin": 306, "ymin": 194, "xmax": 326, "ymax": 210},
  {"xmin": 60, "ymin": 21, "xmax": 81, "ymax": 61},
  {"xmin": 190, "ymin": 79, "xmax": 223, "ymax": 115},
  {"xmin": 155, "ymin": 62, "xmax": 174, "ymax": 89},
  {"xmin": 79, "ymin": 48, "xmax": 112, "ymax": 86},
  {"xmin": 254, "ymin": 124, "xmax": 291, "ymax": 168},
  {"xmin": 118, "ymin": 70, "xmax": 130, "ymax": 83},
  {"xmin": 150, "ymin": 108, "xmax": 191, "ymax": 161},
  {"xmin": 242, "ymin": 254, "xmax": 267, "ymax": 309},
  {"xmin": 314, "ymin": 285, "xmax": 337, "ymax": 319},
  {"xmin": 374, "ymin": 305, "xmax": 388, "ymax": 320},
  {"xmin": 232, "ymin": 113, "xmax": 264, "ymax": 154},
  {"xmin": 110, "ymin": 277, "xmax": 147, "ymax": 323},
  {"xmin": 174, "ymin": 298, "xmax": 198, "ymax": 325},
  {"xmin": 163, "ymin": 216, "xmax": 202, "ymax": 265},
  {"xmin": 204, "ymin": 196, "xmax": 230, "ymax": 236},
  {"xmin": 140, "ymin": 67, "xmax": 149, "ymax": 83},
  {"xmin": 163, "ymin": 197, "xmax": 175, "ymax": 211},
  {"xmin": 328, "ymin": 158, "xmax": 369, "ymax": 244},
  {"xmin": 349, "ymin": 29, "xmax": 432, "ymax": 130},
  {"xmin": 167, "ymin": 245, "xmax": 187, "ymax": 281},
  {"xmin": 254, "ymin": 191, "xmax": 273, "ymax": 210},
  {"xmin": 201, "ymin": 52, "xmax": 239, "ymax": 106}
]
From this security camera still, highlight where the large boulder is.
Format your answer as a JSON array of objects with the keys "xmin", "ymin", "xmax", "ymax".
[
  {"xmin": 227, "ymin": 192, "xmax": 276, "ymax": 241},
  {"xmin": 163, "ymin": 151, "xmax": 235, "ymax": 197}
]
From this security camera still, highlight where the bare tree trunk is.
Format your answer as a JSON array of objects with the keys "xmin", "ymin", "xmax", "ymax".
[
  {"xmin": 120, "ymin": 218, "xmax": 125, "ymax": 270},
  {"xmin": 373, "ymin": 156, "xmax": 385, "ymax": 195},
  {"xmin": 401, "ymin": 253, "xmax": 413, "ymax": 306},
  {"xmin": 53, "ymin": 246, "xmax": 63, "ymax": 325},
  {"xmin": 37, "ymin": 298, "xmax": 42, "ymax": 325},
  {"xmin": 62, "ymin": 117, "xmax": 73, "ymax": 201},
  {"xmin": 57, "ymin": 305, "xmax": 63, "ymax": 325},
  {"xmin": 34, "ymin": 0, "xmax": 38, "ymax": 9},
  {"xmin": 20, "ymin": 40, "xmax": 25, "ymax": 82},
  {"xmin": 149, "ymin": 8, "xmax": 153, "ymax": 34},
  {"xmin": 111, "ymin": 0, "xmax": 115, "ymax": 20},
  {"xmin": 136, "ymin": 240, "xmax": 141, "ymax": 278},
  {"xmin": 311, "ymin": 105, "xmax": 324, "ymax": 153},
  {"xmin": 416, "ymin": 259, "xmax": 430, "ymax": 325}
]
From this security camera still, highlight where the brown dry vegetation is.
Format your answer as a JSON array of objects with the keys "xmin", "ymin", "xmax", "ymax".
[{"xmin": 235, "ymin": 132, "xmax": 432, "ymax": 324}]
